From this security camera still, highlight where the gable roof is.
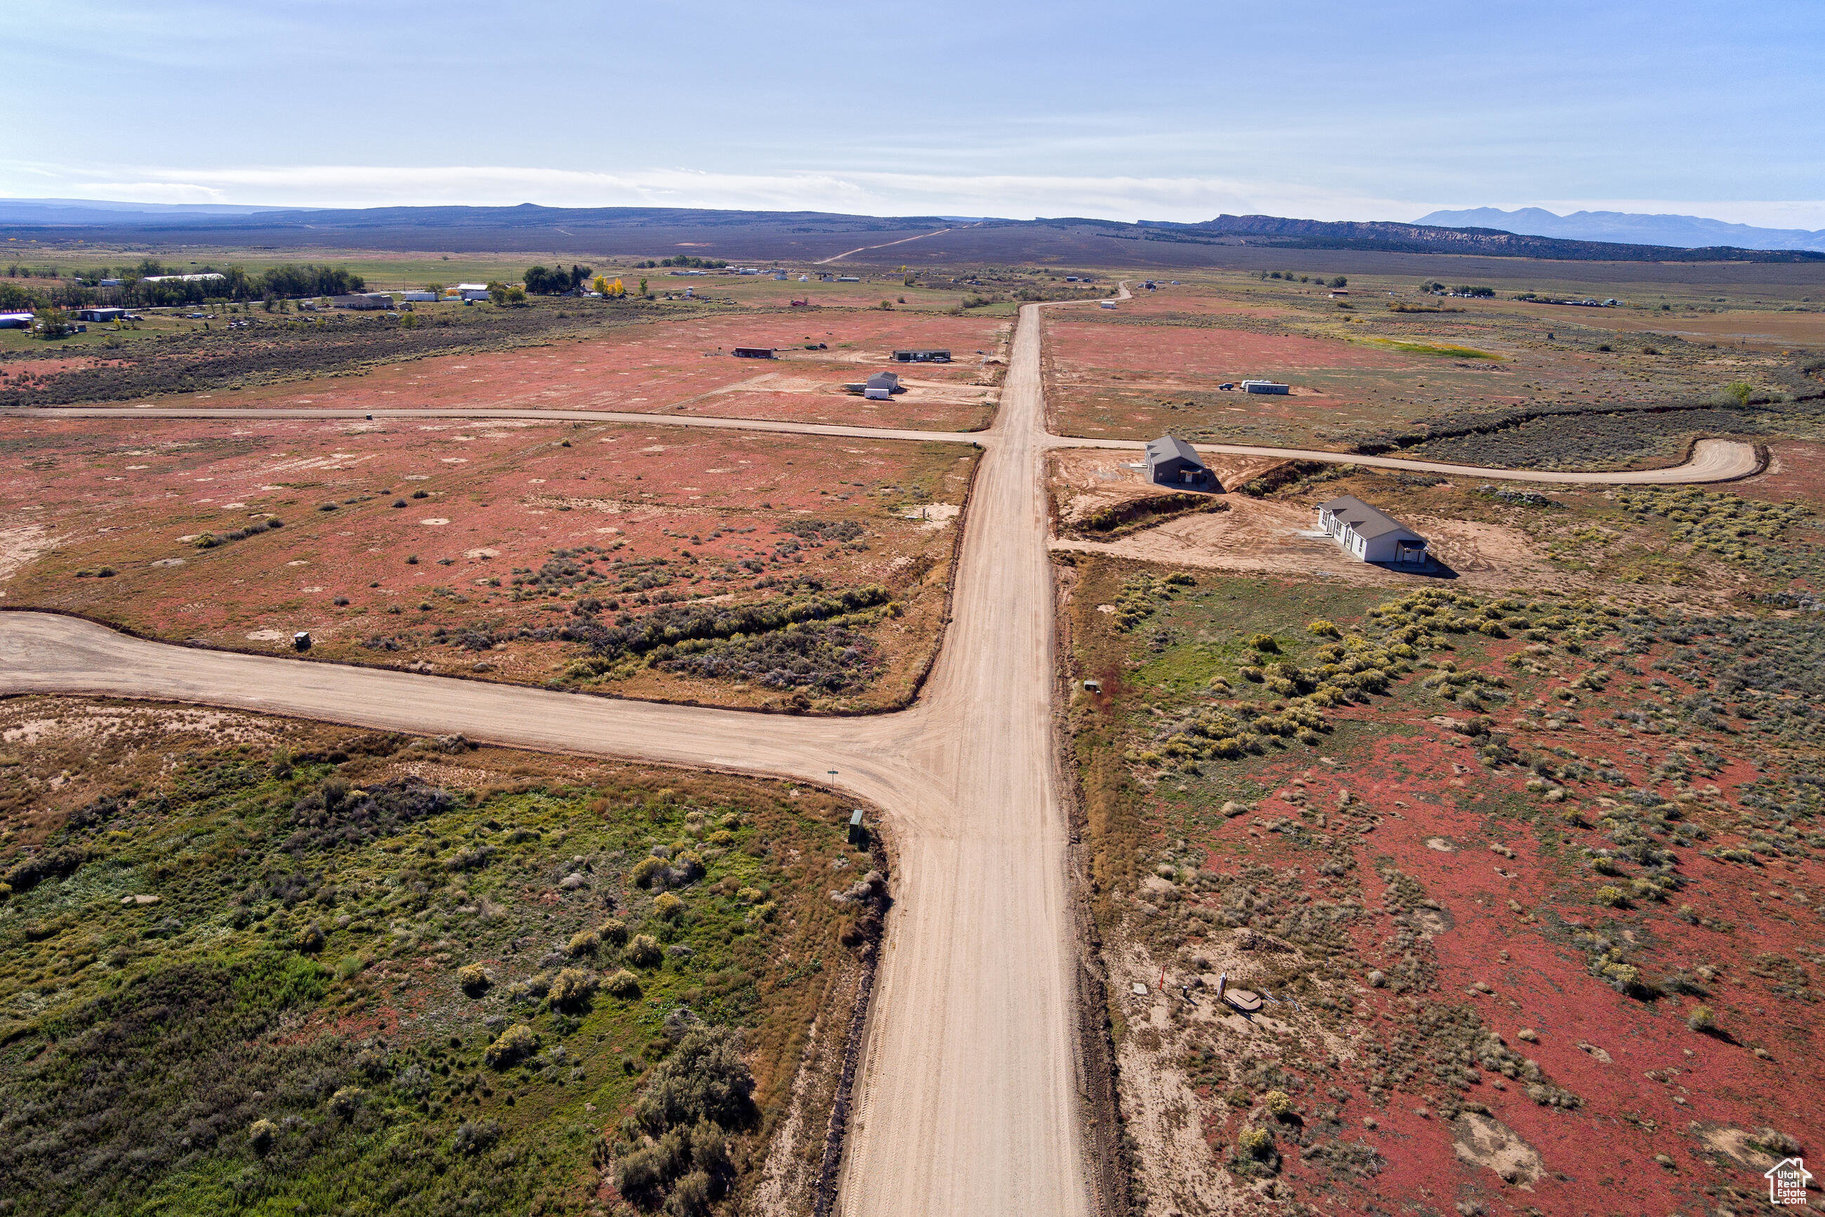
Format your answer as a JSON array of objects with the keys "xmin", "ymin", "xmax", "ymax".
[
  {"xmin": 1146, "ymin": 434, "xmax": 1204, "ymax": 467},
  {"xmin": 865, "ymin": 371, "xmax": 900, "ymax": 389},
  {"xmin": 1319, "ymin": 494, "xmax": 1423, "ymax": 541}
]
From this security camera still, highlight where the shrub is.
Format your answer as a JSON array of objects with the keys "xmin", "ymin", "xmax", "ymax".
[
  {"xmin": 457, "ymin": 962, "xmax": 491, "ymax": 995},
  {"xmin": 625, "ymin": 934, "xmax": 663, "ymax": 968},
  {"xmin": 484, "ymin": 1022, "xmax": 539, "ymax": 1068},
  {"xmin": 296, "ymin": 923, "xmax": 327, "ymax": 954},
  {"xmin": 451, "ymin": 1119, "xmax": 502, "ymax": 1156},
  {"xmin": 630, "ymin": 1027, "xmax": 757, "ymax": 1136},
  {"xmin": 1594, "ymin": 885, "xmax": 1629, "ymax": 908},
  {"xmin": 598, "ymin": 917, "xmax": 628, "ymax": 945},
  {"xmin": 1248, "ymin": 633, "xmax": 1279, "ymax": 652},
  {"xmin": 609, "ymin": 1027, "xmax": 753, "ymax": 1210},
  {"xmin": 631, "ymin": 856, "xmax": 666, "ymax": 889},
  {"xmin": 1238, "ymin": 1125, "xmax": 1275, "ymax": 1159},
  {"xmin": 605, "ymin": 968, "xmax": 642, "ymax": 998},
  {"xmin": 1265, "ymin": 1089, "xmax": 1295, "ymax": 1119},
  {"xmin": 1307, "ymin": 619, "xmax": 1340, "ymax": 638},
  {"xmin": 1752, "ymin": 1127, "xmax": 1803, "ymax": 1157},
  {"xmin": 1686, "ymin": 1004, "xmax": 1716, "ymax": 1032},
  {"xmin": 653, "ymin": 892, "xmax": 685, "ymax": 921},
  {"xmin": 330, "ymin": 1085, "xmax": 365, "ymax": 1118},
  {"xmin": 548, "ymin": 966, "xmax": 595, "ymax": 1011},
  {"xmin": 568, "ymin": 928, "xmax": 601, "ymax": 956},
  {"xmin": 249, "ymin": 1118, "xmax": 278, "ymax": 1153}
]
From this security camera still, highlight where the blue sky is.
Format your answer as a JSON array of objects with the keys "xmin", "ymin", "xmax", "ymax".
[{"xmin": 7, "ymin": 0, "xmax": 1823, "ymax": 225}]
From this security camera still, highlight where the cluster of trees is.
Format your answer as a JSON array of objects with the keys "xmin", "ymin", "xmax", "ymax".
[
  {"xmin": 1, "ymin": 260, "xmax": 366, "ymax": 310},
  {"xmin": 522, "ymin": 264, "xmax": 594, "ymax": 295},
  {"xmin": 1261, "ymin": 271, "xmax": 1349, "ymax": 287},
  {"xmin": 1421, "ymin": 281, "xmax": 1495, "ymax": 297},
  {"xmin": 635, "ymin": 256, "xmax": 729, "ymax": 269}
]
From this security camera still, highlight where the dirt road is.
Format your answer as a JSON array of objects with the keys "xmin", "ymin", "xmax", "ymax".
[
  {"xmin": 1043, "ymin": 434, "xmax": 1761, "ymax": 484},
  {"xmin": 815, "ymin": 224, "xmax": 974, "ymax": 265},
  {"xmin": 0, "ymin": 302, "xmax": 1095, "ymax": 1217},
  {"xmin": 0, "ymin": 405, "xmax": 984, "ymax": 447}
]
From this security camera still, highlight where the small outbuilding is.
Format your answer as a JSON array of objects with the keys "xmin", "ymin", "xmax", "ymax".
[
  {"xmin": 1241, "ymin": 379, "xmax": 1290, "ymax": 395},
  {"xmin": 76, "ymin": 307, "xmax": 127, "ymax": 323},
  {"xmin": 329, "ymin": 293, "xmax": 393, "ymax": 310},
  {"xmin": 1145, "ymin": 434, "xmax": 1215, "ymax": 489},
  {"xmin": 1317, "ymin": 495, "xmax": 1429, "ymax": 565},
  {"xmin": 864, "ymin": 371, "xmax": 901, "ymax": 400},
  {"xmin": 0, "ymin": 312, "xmax": 33, "ymax": 329},
  {"xmin": 731, "ymin": 346, "xmax": 776, "ymax": 359},
  {"xmin": 892, "ymin": 348, "xmax": 951, "ymax": 363}
]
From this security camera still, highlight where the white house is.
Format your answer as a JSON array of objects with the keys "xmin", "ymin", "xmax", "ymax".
[{"xmin": 1316, "ymin": 495, "xmax": 1429, "ymax": 565}]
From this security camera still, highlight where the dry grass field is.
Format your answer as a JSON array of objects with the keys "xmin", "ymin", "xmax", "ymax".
[
  {"xmin": 0, "ymin": 416, "xmax": 978, "ymax": 711},
  {"xmin": 1042, "ymin": 275, "xmax": 1825, "ymax": 469}
]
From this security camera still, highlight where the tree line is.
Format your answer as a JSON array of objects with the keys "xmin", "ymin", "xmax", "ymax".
[{"xmin": 1, "ymin": 261, "xmax": 366, "ymax": 310}]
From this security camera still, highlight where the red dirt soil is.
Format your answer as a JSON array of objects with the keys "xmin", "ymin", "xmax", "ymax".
[
  {"xmin": 0, "ymin": 416, "xmax": 975, "ymax": 709},
  {"xmin": 1152, "ymin": 625, "xmax": 1823, "ymax": 1215},
  {"xmin": 102, "ymin": 311, "xmax": 1012, "ymax": 431}
]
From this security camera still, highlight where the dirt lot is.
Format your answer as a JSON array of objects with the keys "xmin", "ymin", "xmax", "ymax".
[
  {"xmin": 1064, "ymin": 455, "xmax": 1825, "ymax": 1214},
  {"xmin": 1044, "ymin": 451, "xmax": 1762, "ymax": 596},
  {"xmin": 1041, "ymin": 278, "xmax": 1817, "ymax": 462},
  {"xmin": 0, "ymin": 416, "xmax": 977, "ymax": 711},
  {"xmin": 13, "ymin": 310, "xmax": 1011, "ymax": 431}
]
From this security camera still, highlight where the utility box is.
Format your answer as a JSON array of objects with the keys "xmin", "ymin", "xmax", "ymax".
[
  {"xmin": 292, "ymin": 631, "xmax": 313, "ymax": 651},
  {"xmin": 847, "ymin": 809, "xmax": 867, "ymax": 847}
]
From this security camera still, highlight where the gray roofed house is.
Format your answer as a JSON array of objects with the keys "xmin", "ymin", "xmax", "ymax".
[
  {"xmin": 1145, "ymin": 434, "xmax": 1215, "ymax": 489},
  {"xmin": 864, "ymin": 371, "xmax": 902, "ymax": 400},
  {"xmin": 1316, "ymin": 495, "xmax": 1429, "ymax": 565}
]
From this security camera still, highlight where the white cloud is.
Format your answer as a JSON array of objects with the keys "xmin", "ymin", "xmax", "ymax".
[
  {"xmin": 37, "ymin": 162, "xmax": 1419, "ymax": 223},
  {"xmin": 9, "ymin": 161, "xmax": 1823, "ymax": 230}
]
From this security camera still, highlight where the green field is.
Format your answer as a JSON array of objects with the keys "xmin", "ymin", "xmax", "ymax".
[{"xmin": 0, "ymin": 704, "xmax": 880, "ymax": 1216}]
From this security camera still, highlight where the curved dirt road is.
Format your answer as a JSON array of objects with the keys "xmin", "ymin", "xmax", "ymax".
[
  {"xmin": 1044, "ymin": 434, "xmax": 1762, "ymax": 484},
  {"xmin": 0, "ymin": 302, "xmax": 1094, "ymax": 1217}
]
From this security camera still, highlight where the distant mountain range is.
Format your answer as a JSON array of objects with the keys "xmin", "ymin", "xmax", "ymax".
[
  {"xmin": 3, "ymin": 198, "xmax": 1822, "ymax": 265},
  {"xmin": 1417, "ymin": 206, "xmax": 1825, "ymax": 253}
]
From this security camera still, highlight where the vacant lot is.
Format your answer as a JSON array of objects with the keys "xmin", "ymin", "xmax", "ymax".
[
  {"xmin": 0, "ymin": 697, "xmax": 884, "ymax": 1217},
  {"xmin": 3, "ymin": 301, "xmax": 1011, "ymax": 431},
  {"xmin": 161, "ymin": 310, "xmax": 1008, "ymax": 431},
  {"xmin": 1042, "ymin": 278, "xmax": 1820, "ymax": 468},
  {"xmin": 0, "ymin": 417, "xmax": 978, "ymax": 711},
  {"xmin": 1062, "ymin": 461, "xmax": 1825, "ymax": 1215}
]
